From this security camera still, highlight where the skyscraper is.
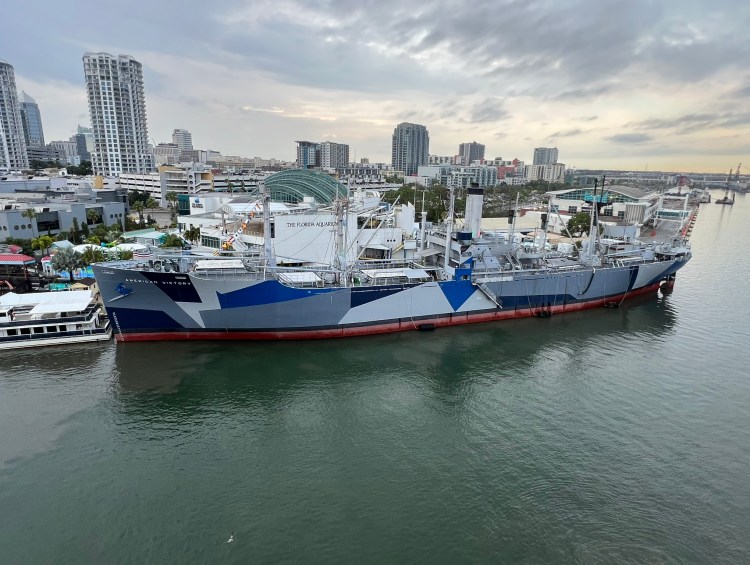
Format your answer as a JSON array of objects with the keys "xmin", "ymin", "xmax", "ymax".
[
  {"xmin": 296, "ymin": 141, "xmax": 320, "ymax": 168},
  {"xmin": 319, "ymin": 141, "xmax": 349, "ymax": 169},
  {"xmin": 19, "ymin": 91, "xmax": 45, "ymax": 149},
  {"xmin": 458, "ymin": 141, "xmax": 485, "ymax": 165},
  {"xmin": 533, "ymin": 147, "xmax": 559, "ymax": 165},
  {"xmin": 83, "ymin": 52, "xmax": 154, "ymax": 175},
  {"xmin": 172, "ymin": 128, "xmax": 193, "ymax": 152},
  {"xmin": 0, "ymin": 59, "xmax": 29, "ymax": 170},
  {"xmin": 72, "ymin": 125, "xmax": 94, "ymax": 161},
  {"xmin": 391, "ymin": 122, "xmax": 429, "ymax": 176}
]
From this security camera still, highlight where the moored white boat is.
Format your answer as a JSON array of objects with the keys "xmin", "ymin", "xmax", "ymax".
[{"xmin": 0, "ymin": 290, "xmax": 112, "ymax": 350}]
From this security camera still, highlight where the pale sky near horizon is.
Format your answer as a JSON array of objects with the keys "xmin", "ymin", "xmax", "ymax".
[{"xmin": 2, "ymin": 0, "xmax": 749, "ymax": 173}]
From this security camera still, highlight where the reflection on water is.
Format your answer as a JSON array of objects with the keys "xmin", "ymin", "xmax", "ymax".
[
  {"xmin": 113, "ymin": 293, "xmax": 677, "ymax": 403},
  {"xmin": 0, "ymin": 342, "xmax": 113, "ymax": 468}
]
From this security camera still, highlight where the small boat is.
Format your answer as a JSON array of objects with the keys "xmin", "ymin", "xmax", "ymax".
[{"xmin": 0, "ymin": 290, "xmax": 111, "ymax": 350}]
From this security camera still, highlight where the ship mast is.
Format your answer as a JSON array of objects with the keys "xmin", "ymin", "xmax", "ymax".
[
  {"xmin": 335, "ymin": 194, "xmax": 348, "ymax": 285},
  {"xmin": 443, "ymin": 186, "xmax": 455, "ymax": 270},
  {"xmin": 587, "ymin": 178, "xmax": 598, "ymax": 261},
  {"xmin": 261, "ymin": 181, "xmax": 276, "ymax": 268}
]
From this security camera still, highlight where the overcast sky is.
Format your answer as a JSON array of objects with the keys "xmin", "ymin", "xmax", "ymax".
[{"xmin": 3, "ymin": 0, "xmax": 749, "ymax": 173}]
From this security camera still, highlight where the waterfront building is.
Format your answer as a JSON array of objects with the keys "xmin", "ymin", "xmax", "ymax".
[
  {"xmin": 0, "ymin": 60, "xmax": 29, "ymax": 171},
  {"xmin": 19, "ymin": 91, "xmax": 45, "ymax": 151},
  {"xmin": 392, "ymin": 123, "xmax": 429, "ymax": 176},
  {"xmin": 458, "ymin": 142, "xmax": 485, "ymax": 166},
  {"xmin": 0, "ymin": 177, "xmax": 126, "ymax": 237},
  {"xmin": 172, "ymin": 128, "xmax": 193, "ymax": 153},
  {"xmin": 83, "ymin": 52, "xmax": 154, "ymax": 176},
  {"xmin": 533, "ymin": 147, "xmax": 559, "ymax": 166},
  {"xmin": 546, "ymin": 185, "xmax": 661, "ymax": 226}
]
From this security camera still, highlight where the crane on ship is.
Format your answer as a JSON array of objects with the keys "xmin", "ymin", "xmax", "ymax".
[{"xmin": 716, "ymin": 168, "xmax": 736, "ymax": 205}]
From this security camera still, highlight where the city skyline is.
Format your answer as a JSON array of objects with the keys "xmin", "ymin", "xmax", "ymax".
[{"xmin": 2, "ymin": 0, "xmax": 750, "ymax": 173}]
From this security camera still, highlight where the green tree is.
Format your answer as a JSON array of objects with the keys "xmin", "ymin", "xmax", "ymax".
[
  {"xmin": 382, "ymin": 184, "xmax": 456, "ymax": 223},
  {"xmin": 32, "ymin": 235, "xmax": 54, "ymax": 256},
  {"xmin": 165, "ymin": 191, "xmax": 178, "ymax": 208},
  {"xmin": 81, "ymin": 221, "xmax": 90, "ymax": 239},
  {"xmin": 86, "ymin": 209, "xmax": 101, "ymax": 225},
  {"xmin": 145, "ymin": 196, "xmax": 158, "ymax": 209},
  {"xmin": 161, "ymin": 234, "xmax": 184, "ymax": 248},
  {"xmin": 21, "ymin": 208, "xmax": 37, "ymax": 237},
  {"xmin": 66, "ymin": 161, "xmax": 92, "ymax": 175},
  {"xmin": 165, "ymin": 191, "xmax": 179, "ymax": 227},
  {"xmin": 86, "ymin": 235, "xmax": 101, "ymax": 245},
  {"xmin": 4, "ymin": 237, "xmax": 33, "ymax": 256},
  {"xmin": 71, "ymin": 217, "xmax": 81, "ymax": 244},
  {"xmin": 184, "ymin": 226, "xmax": 201, "ymax": 244},
  {"xmin": 80, "ymin": 246, "xmax": 105, "ymax": 266},
  {"xmin": 566, "ymin": 212, "xmax": 592, "ymax": 237},
  {"xmin": 50, "ymin": 248, "xmax": 82, "ymax": 282},
  {"xmin": 131, "ymin": 201, "xmax": 145, "ymax": 225}
]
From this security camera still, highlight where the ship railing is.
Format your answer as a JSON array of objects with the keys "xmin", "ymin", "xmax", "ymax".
[{"xmin": 3, "ymin": 305, "xmax": 101, "ymax": 327}]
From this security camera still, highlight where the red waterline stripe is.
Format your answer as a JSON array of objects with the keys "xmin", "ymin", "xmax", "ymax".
[{"xmin": 115, "ymin": 282, "xmax": 663, "ymax": 342}]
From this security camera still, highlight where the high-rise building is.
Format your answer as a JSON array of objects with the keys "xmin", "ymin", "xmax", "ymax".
[
  {"xmin": 172, "ymin": 128, "xmax": 193, "ymax": 152},
  {"xmin": 154, "ymin": 143, "xmax": 180, "ymax": 166},
  {"xmin": 83, "ymin": 52, "xmax": 154, "ymax": 175},
  {"xmin": 0, "ymin": 59, "xmax": 29, "ymax": 170},
  {"xmin": 391, "ymin": 122, "xmax": 429, "ymax": 176},
  {"xmin": 49, "ymin": 140, "xmax": 80, "ymax": 165},
  {"xmin": 458, "ymin": 141, "xmax": 485, "ymax": 165},
  {"xmin": 72, "ymin": 125, "xmax": 94, "ymax": 161},
  {"xmin": 533, "ymin": 147, "xmax": 559, "ymax": 165},
  {"xmin": 19, "ymin": 91, "xmax": 45, "ymax": 150},
  {"xmin": 320, "ymin": 141, "xmax": 349, "ymax": 169},
  {"xmin": 296, "ymin": 141, "xmax": 320, "ymax": 168}
]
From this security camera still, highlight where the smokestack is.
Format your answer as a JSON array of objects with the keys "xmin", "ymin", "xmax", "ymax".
[{"xmin": 464, "ymin": 182, "xmax": 484, "ymax": 237}]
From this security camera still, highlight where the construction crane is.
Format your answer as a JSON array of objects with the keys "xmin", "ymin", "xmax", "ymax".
[{"xmin": 734, "ymin": 163, "xmax": 742, "ymax": 183}]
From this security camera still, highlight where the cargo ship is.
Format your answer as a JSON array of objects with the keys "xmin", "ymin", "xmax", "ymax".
[{"xmin": 92, "ymin": 184, "xmax": 692, "ymax": 342}]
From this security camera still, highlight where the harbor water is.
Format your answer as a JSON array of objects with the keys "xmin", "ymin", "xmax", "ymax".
[{"xmin": 1, "ymin": 195, "xmax": 749, "ymax": 563}]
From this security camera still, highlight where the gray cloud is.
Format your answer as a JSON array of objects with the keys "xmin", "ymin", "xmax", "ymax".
[
  {"xmin": 548, "ymin": 129, "xmax": 586, "ymax": 138},
  {"xmin": 606, "ymin": 133, "xmax": 653, "ymax": 144},
  {"xmin": 2, "ymin": 0, "xmax": 749, "ymax": 169},
  {"xmin": 468, "ymin": 99, "xmax": 508, "ymax": 123},
  {"xmin": 627, "ymin": 111, "xmax": 750, "ymax": 135}
]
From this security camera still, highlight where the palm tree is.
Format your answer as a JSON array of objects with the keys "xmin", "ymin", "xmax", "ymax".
[
  {"xmin": 50, "ymin": 248, "xmax": 82, "ymax": 282},
  {"xmin": 32, "ymin": 235, "xmax": 54, "ymax": 256},
  {"xmin": 145, "ymin": 196, "xmax": 158, "ymax": 209},
  {"xmin": 184, "ymin": 226, "xmax": 201, "ymax": 244},
  {"xmin": 21, "ymin": 208, "xmax": 37, "ymax": 238},
  {"xmin": 80, "ymin": 247, "xmax": 105, "ymax": 266},
  {"xmin": 131, "ymin": 201, "xmax": 145, "ymax": 225},
  {"xmin": 165, "ymin": 191, "xmax": 179, "ymax": 228},
  {"xmin": 86, "ymin": 209, "xmax": 100, "ymax": 226}
]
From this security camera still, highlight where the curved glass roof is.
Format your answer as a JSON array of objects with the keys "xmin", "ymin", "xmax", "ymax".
[{"xmin": 264, "ymin": 169, "xmax": 345, "ymax": 204}]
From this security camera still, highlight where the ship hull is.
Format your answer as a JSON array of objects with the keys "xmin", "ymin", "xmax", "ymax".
[{"xmin": 93, "ymin": 258, "xmax": 687, "ymax": 342}]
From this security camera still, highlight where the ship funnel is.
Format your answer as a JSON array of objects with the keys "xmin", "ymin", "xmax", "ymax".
[{"xmin": 464, "ymin": 182, "xmax": 484, "ymax": 238}]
